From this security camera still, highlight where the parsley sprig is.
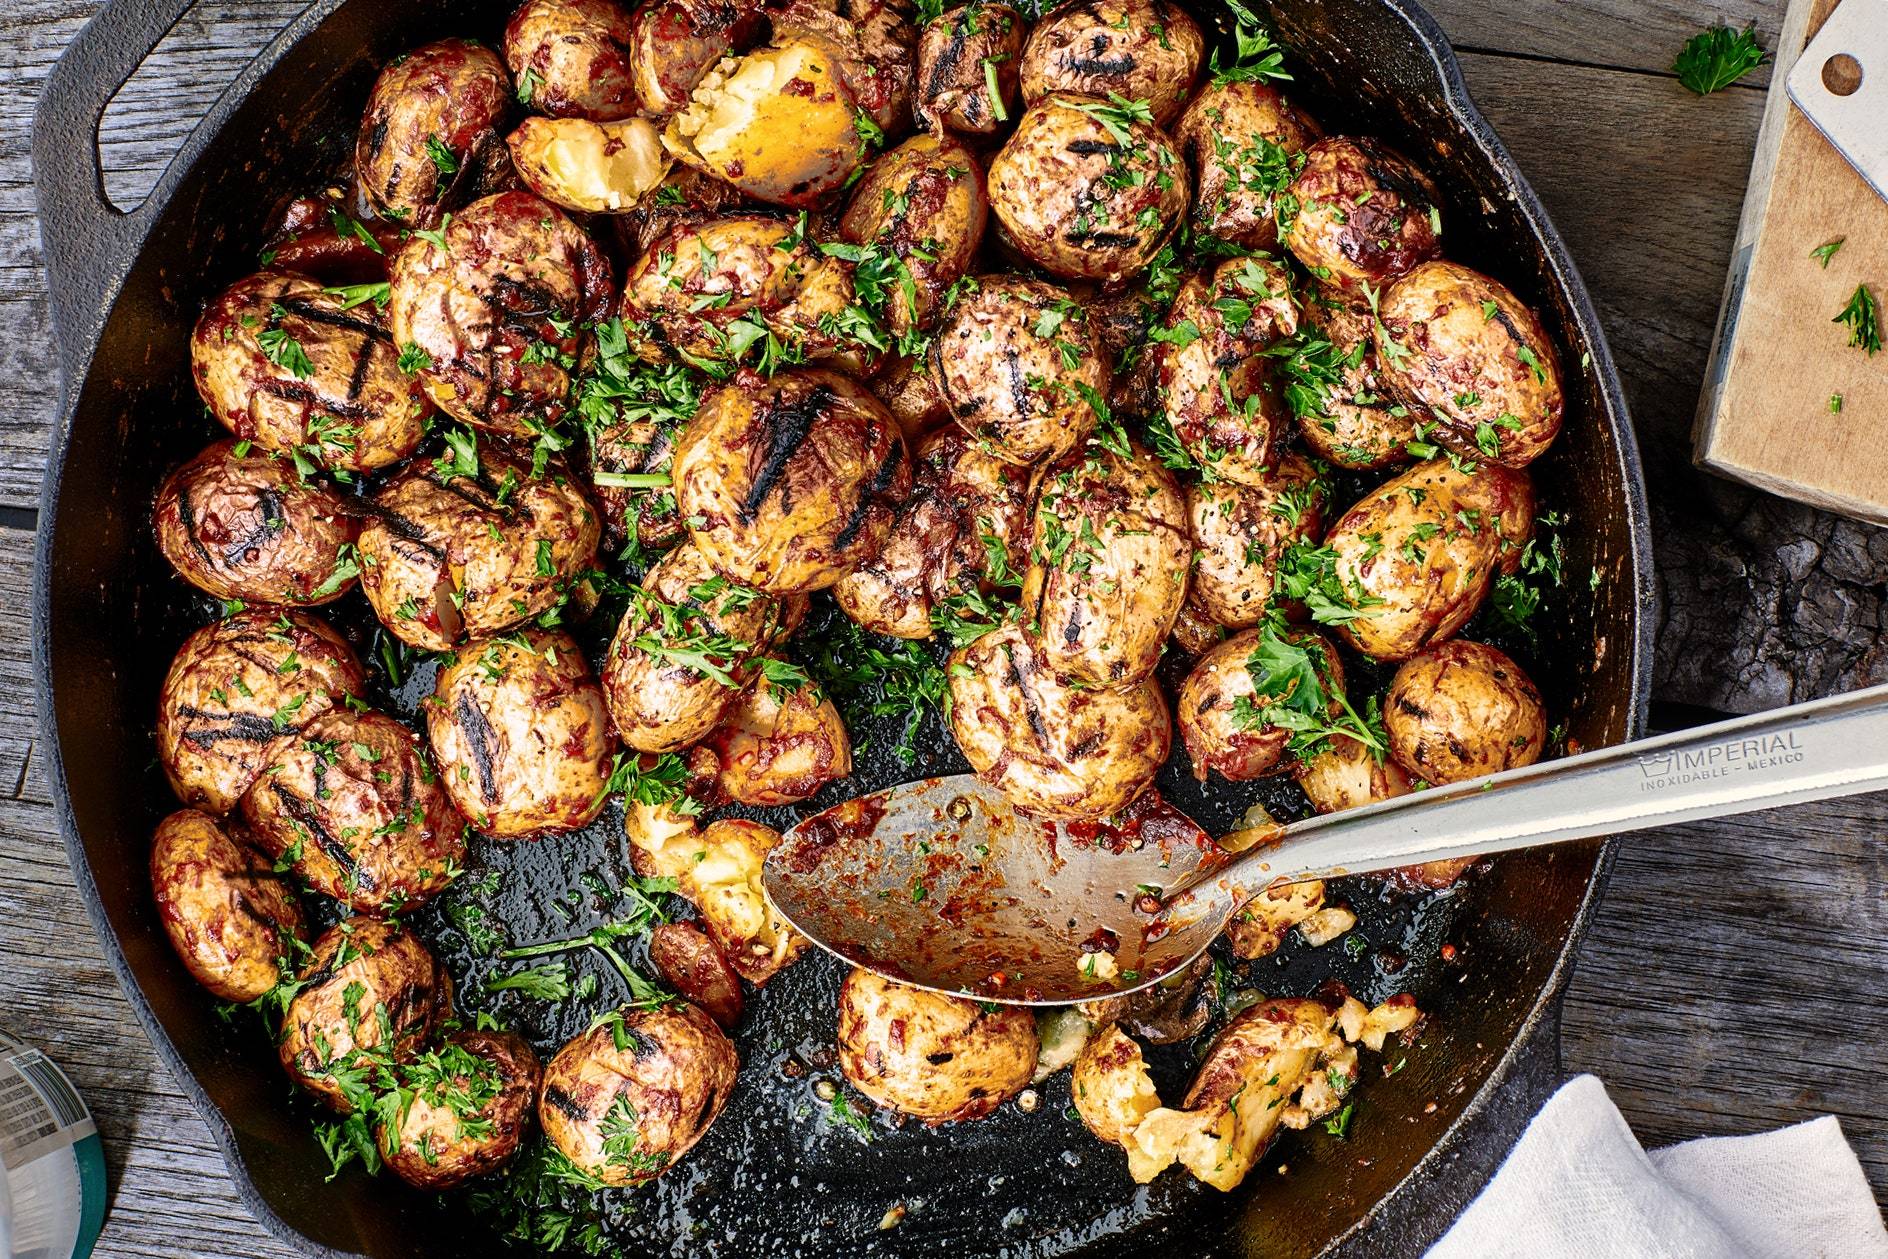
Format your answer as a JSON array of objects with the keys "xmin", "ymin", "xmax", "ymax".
[
  {"xmin": 1673, "ymin": 24, "xmax": 1766, "ymax": 95},
  {"xmin": 1835, "ymin": 284, "xmax": 1881, "ymax": 356}
]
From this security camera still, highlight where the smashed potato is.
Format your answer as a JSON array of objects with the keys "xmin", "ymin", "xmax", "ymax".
[
  {"xmin": 626, "ymin": 808, "xmax": 808, "ymax": 985},
  {"xmin": 507, "ymin": 116, "xmax": 671, "ymax": 213},
  {"xmin": 837, "ymin": 968, "xmax": 1037, "ymax": 1122}
]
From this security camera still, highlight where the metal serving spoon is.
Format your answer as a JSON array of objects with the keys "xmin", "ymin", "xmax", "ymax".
[{"xmin": 763, "ymin": 682, "xmax": 1888, "ymax": 1006}]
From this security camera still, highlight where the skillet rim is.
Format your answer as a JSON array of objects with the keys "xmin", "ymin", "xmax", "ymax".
[{"xmin": 27, "ymin": 0, "xmax": 1656, "ymax": 1254}]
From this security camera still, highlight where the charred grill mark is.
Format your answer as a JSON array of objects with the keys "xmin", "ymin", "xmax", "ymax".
[
  {"xmin": 1067, "ymin": 53, "xmax": 1136, "ymax": 76},
  {"xmin": 927, "ymin": 20, "xmax": 973, "ymax": 103},
  {"xmin": 221, "ymin": 488, "xmax": 287, "ymax": 568},
  {"xmin": 488, "ymin": 274, "xmax": 565, "ymax": 326},
  {"xmin": 176, "ymin": 707, "xmax": 281, "ymax": 747},
  {"xmin": 741, "ymin": 386, "xmax": 831, "ymax": 524},
  {"xmin": 1065, "ymin": 139, "xmax": 1125, "ymax": 158},
  {"xmin": 455, "ymin": 689, "xmax": 503, "ymax": 805},
  {"xmin": 834, "ymin": 440, "xmax": 903, "ymax": 550},
  {"xmin": 362, "ymin": 505, "xmax": 446, "ymax": 558},
  {"xmin": 272, "ymin": 783, "xmax": 374, "ymax": 891},
  {"xmin": 1002, "ymin": 349, "xmax": 1032, "ymax": 419},
  {"xmin": 345, "ymin": 338, "xmax": 376, "ymax": 403},
  {"xmin": 1004, "ymin": 646, "xmax": 1055, "ymax": 752},
  {"xmin": 543, "ymin": 1083, "xmax": 588, "ymax": 1121},
  {"xmin": 174, "ymin": 483, "xmax": 218, "ymax": 571},
  {"xmin": 276, "ymin": 297, "xmax": 391, "ymax": 343},
  {"xmin": 1068, "ymin": 230, "xmax": 1141, "ymax": 247}
]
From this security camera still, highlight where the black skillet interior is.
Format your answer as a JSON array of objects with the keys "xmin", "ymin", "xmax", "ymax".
[{"xmin": 30, "ymin": 0, "xmax": 1651, "ymax": 1255}]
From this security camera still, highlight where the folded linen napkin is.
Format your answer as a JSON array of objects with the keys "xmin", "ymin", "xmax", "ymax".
[{"xmin": 1428, "ymin": 1074, "xmax": 1888, "ymax": 1259}]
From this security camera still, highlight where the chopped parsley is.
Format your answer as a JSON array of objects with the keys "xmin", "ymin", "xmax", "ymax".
[{"xmin": 1673, "ymin": 23, "xmax": 1767, "ymax": 95}]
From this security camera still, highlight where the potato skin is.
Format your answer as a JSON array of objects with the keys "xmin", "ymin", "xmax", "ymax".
[
  {"xmin": 1186, "ymin": 454, "xmax": 1326, "ymax": 629},
  {"xmin": 505, "ymin": 0, "xmax": 639, "ymax": 121},
  {"xmin": 915, "ymin": 4, "xmax": 1026, "ymax": 135},
  {"xmin": 988, "ymin": 94, "xmax": 1188, "ymax": 283},
  {"xmin": 1021, "ymin": 442, "xmax": 1190, "ymax": 686},
  {"xmin": 150, "ymin": 809, "xmax": 307, "ymax": 1003},
  {"xmin": 1019, "ymin": 0, "xmax": 1204, "ymax": 127},
  {"xmin": 628, "ymin": 0, "xmax": 766, "ymax": 116},
  {"xmin": 1071, "ymin": 1023, "xmax": 1160, "ymax": 1144},
  {"xmin": 772, "ymin": 0, "xmax": 919, "ymax": 137},
  {"xmin": 1324, "ymin": 458, "xmax": 1534, "ymax": 662},
  {"xmin": 1284, "ymin": 137, "xmax": 1442, "ymax": 302},
  {"xmin": 506, "ymin": 115, "xmax": 671, "ymax": 213},
  {"xmin": 1385, "ymin": 639, "xmax": 1546, "ymax": 784},
  {"xmin": 673, "ymin": 368, "xmax": 912, "ymax": 593},
  {"xmin": 156, "ymin": 611, "xmax": 366, "ymax": 814},
  {"xmin": 588, "ymin": 416, "xmax": 684, "ymax": 555},
  {"xmin": 602, "ymin": 544, "xmax": 785, "ymax": 753},
  {"xmin": 380, "ymin": 1029, "xmax": 542, "ymax": 1190},
  {"xmin": 870, "ymin": 352, "xmax": 950, "ymax": 444},
  {"xmin": 357, "ymin": 39, "xmax": 513, "ymax": 228},
  {"xmin": 832, "ymin": 426, "xmax": 1032, "ymax": 639},
  {"xmin": 388, "ymin": 191, "xmax": 613, "ymax": 437},
  {"xmin": 357, "ymin": 442, "xmax": 600, "ymax": 651},
  {"xmin": 929, "ymin": 275, "xmax": 1107, "ymax": 465},
  {"xmin": 279, "ymin": 919, "xmax": 454, "ymax": 1110},
  {"xmin": 703, "ymin": 669, "xmax": 852, "ymax": 804},
  {"xmin": 837, "ymin": 968, "xmax": 1037, "ymax": 1122},
  {"xmin": 647, "ymin": 922, "xmax": 745, "ymax": 1028},
  {"xmin": 191, "ymin": 272, "xmax": 429, "ymax": 472},
  {"xmin": 153, "ymin": 441, "xmax": 360, "ymax": 607},
  {"xmin": 1174, "ymin": 82, "xmax": 1319, "ymax": 252},
  {"xmin": 1376, "ymin": 260, "xmax": 1564, "ymax": 469},
  {"xmin": 538, "ymin": 1002, "xmax": 738, "ymax": 1185},
  {"xmin": 663, "ymin": 40, "xmax": 863, "ymax": 208},
  {"xmin": 1297, "ymin": 730, "xmax": 1412, "ymax": 814},
  {"xmin": 1156, "ymin": 256, "xmax": 1298, "ymax": 486},
  {"xmin": 1294, "ymin": 291, "xmax": 1417, "ymax": 471},
  {"xmin": 1177, "ymin": 627, "xmax": 1345, "ymax": 782},
  {"xmin": 840, "ymin": 134, "xmax": 989, "ymax": 338},
  {"xmin": 243, "ymin": 709, "xmax": 468, "ymax": 915},
  {"xmin": 426, "ymin": 629, "xmax": 613, "ymax": 838},
  {"xmin": 948, "ymin": 623, "xmax": 1170, "ymax": 819}
]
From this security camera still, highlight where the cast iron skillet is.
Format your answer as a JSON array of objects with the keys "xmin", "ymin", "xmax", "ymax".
[{"xmin": 31, "ymin": 0, "xmax": 1654, "ymax": 1254}]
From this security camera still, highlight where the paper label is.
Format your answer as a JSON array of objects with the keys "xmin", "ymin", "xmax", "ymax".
[{"xmin": 0, "ymin": 1035, "xmax": 96, "ymax": 1172}]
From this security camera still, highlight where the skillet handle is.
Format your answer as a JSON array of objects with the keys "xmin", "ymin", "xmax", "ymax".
[{"xmin": 32, "ymin": 0, "xmax": 218, "ymax": 385}]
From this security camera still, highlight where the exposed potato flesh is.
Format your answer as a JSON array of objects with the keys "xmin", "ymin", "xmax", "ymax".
[
  {"xmin": 771, "ymin": 0, "xmax": 919, "ymax": 137},
  {"xmin": 1174, "ymin": 81, "xmax": 1319, "ymax": 252},
  {"xmin": 1019, "ymin": 0, "xmax": 1204, "ymax": 126},
  {"xmin": 626, "ymin": 810, "xmax": 808, "ymax": 985},
  {"xmin": 1185, "ymin": 453, "xmax": 1326, "ymax": 629},
  {"xmin": 837, "ymin": 968, "xmax": 1037, "ymax": 1122},
  {"xmin": 1375, "ymin": 260, "xmax": 1564, "ymax": 469},
  {"xmin": 152, "ymin": 440, "xmax": 361, "ymax": 607},
  {"xmin": 150, "ymin": 808, "xmax": 307, "ymax": 1003},
  {"xmin": 1222, "ymin": 879, "xmax": 1327, "ymax": 960},
  {"xmin": 539, "ymin": 1002, "xmax": 739, "ymax": 1185},
  {"xmin": 1021, "ymin": 441, "xmax": 1190, "ymax": 686},
  {"xmin": 703, "ymin": 670, "xmax": 852, "ymax": 805},
  {"xmin": 379, "ymin": 1029, "xmax": 542, "ymax": 1190},
  {"xmin": 507, "ymin": 116, "xmax": 671, "ymax": 213},
  {"xmin": 1323, "ymin": 458, "xmax": 1534, "ymax": 662},
  {"xmin": 947, "ymin": 623, "xmax": 1170, "ymax": 820},
  {"xmin": 1384, "ymin": 638, "xmax": 1547, "ymax": 784},
  {"xmin": 190, "ymin": 271, "xmax": 429, "ymax": 472},
  {"xmin": 628, "ymin": 0, "xmax": 767, "ymax": 117},
  {"xmin": 505, "ymin": 0, "xmax": 640, "ymax": 120},
  {"xmin": 663, "ymin": 41, "xmax": 862, "ymax": 208},
  {"xmin": 426, "ymin": 629, "xmax": 614, "ymax": 838},
  {"xmin": 1071, "ymin": 1023, "xmax": 1161, "ymax": 1144},
  {"xmin": 155, "ymin": 610, "xmax": 366, "ymax": 814}
]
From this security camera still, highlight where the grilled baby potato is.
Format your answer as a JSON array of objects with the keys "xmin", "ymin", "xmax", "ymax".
[
  {"xmin": 870, "ymin": 352, "xmax": 951, "ymax": 443},
  {"xmin": 1176, "ymin": 626, "xmax": 1345, "ymax": 782},
  {"xmin": 506, "ymin": 115, "xmax": 671, "ymax": 213},
  {"xmin": 833, "ymin": 426, "xmax": 1032, "ymax": 639},
  {"xmin": 1155, "ymin": 256, "xmax": 1298, "ymax": 486},
  {"xmin": 647, "ymin": 922, "xmax": 746, "ymax": 1028},
  {"xmin": 602, "ymin": 543, "xmax": 785, "ymax": 753},
  {"xmin": 915, "ymin": 3, "xmax": 1026, "ymax": 136},
  {"xmin": 948, "ymin": 623, "xmax": 1170, "ymax": 819},
  {"xmin": 1375, "ymin": 260, "xmax": 1564, "ymax": 469},
  {"xmin": 620, "ymin": 216, "xmax": 854, "ymax": 366},
  {"xmin": 504, "ymin": 0, "xmax": 639, "ymax": 121},
  {"xmin": 426, "ymin": 629, "xmax": 614, "ymax": 838},
  {"xmin": 1185, "ymin": 453, "xmax": 1326, "ymax": 629},
  {"xmin": 243, "ymin": 709, "xmax": 468, "ymax": 915},
  {"xmin": 1384, "ymin": 638, "xmax": 1546, "ymax": 784},
  {"xmin": 357, "ymin": 439, "xmax": 600, "ymax": 652},
  {"xmin": 388, "ymin": 190, "xmax": 613, "ymax": 438},
  {"xmin": 1020, "ymin": 442, "xmax": 1189, "ymax": 686},
  {"xmin": 191, "ymin": 271, "xmax": 429, "ymax": 472},
  {"xmin": 153, "ymin": 441, "xmax": 360, "ymax": 607},
  {"xmin": 1293, "ymin": 290, "xmax": 1417, "ymax": 471},
  {"xmin": 1297, "ymin": 730, "xmax": 1412, "ymax": 814},
  {"xmin": 1174, "ymin": 81, "xmax": 1319, "ymax": 252},
  {"xmin": 156, "ymin": 611, "xmax": 366, "ymax": 814},
  {"xmin": 379, "ymin": 1028, "xmax": 543, "ymax": 1190},
  {"xmin": 357, "ymin": 39, "xmax": 514, "ymax": 229},
  {"xmin": 539, "ymin": 1001, "xmax": 739, "ymax": 1185},
  {"xmin": 928, "ymin": 275, "xmax": 1107, "ymax": 465},
  {"xmin": 672, "ymin": 368, "xmax": 911, "ymax": 593},
  {"xmin": 839, "ymin": 133, "xmax": 989, "ymax": 339},
  {"xmin": 1071, "ymin": 1023, "xmax": 1161, "ymax": 1144},
  {"xmin": 703, "ymin": 668, "xmax": 852, "ymax": 805},
  {"xmin": 663, "ymin": 39, "xmax": 864, "ymax": 208},
  {"xmin": 279, "ymin": 919, "xmax": 455, "ymax": 1110},
  {"xmin": 837, "ymin": 968, "xmax": 1037, "ymax": 1122},
  {"xmin": 626, "ymin": 812, "xmax": 809, "ymax": 984},
  {"xmin": 628, "ymin": 0, "xmax": 767, "ymax": 117},
  {"xmin": 771, "ymin": 0, "xmax": 919, "ymax": 138},
  {"xmin": 588, "ymin": 415, "xmax": 684, "ymax": 556},
  {"xmin": 988, "ymin": 94, "xmax": 1188, "ymax": 283},
  {"xmin": 150, "ymin": 808, "xmax": 307, "ymax": 1003},
  {"xmin": 1019, "ymin": 0, "xmax": 1204, "ymax": 127},
  {"xmin": 1284, "ymin": 137, "xmax": 1442, "ymax": 303},
  {"xmin": 1322, "ymin": 458, "xmax": 1534, "ymax": 662}
]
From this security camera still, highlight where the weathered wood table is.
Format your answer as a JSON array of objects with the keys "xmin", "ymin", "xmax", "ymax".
[{"xmin": 1, "ymin": 1, "xmax": 1884, "ymax": 1255}]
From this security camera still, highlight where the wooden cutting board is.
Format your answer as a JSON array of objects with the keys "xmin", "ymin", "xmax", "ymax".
[{"xmin": 1694, "ymin": 0, "xmax": 1888, "ymax": 524}]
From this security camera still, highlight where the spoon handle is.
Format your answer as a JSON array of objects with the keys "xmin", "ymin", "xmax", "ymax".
[{"xmin": 1208, "ymin": 682, "xmax": 1888, "ymax": 899}]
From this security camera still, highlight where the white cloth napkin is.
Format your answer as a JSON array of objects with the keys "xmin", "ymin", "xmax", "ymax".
[{"xmin": 1428, "ymin": 1074, "xmax": 1888, "ymax": 1259}]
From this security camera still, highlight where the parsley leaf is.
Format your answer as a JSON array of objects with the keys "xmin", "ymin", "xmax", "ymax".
[
  {"xmin": 1673, "ymin": 24, "xmax": 1766, "ymax": 95},
  {"xmin": 1835, "ymin": 284, "xmax": 1881, "ymax": 355}
]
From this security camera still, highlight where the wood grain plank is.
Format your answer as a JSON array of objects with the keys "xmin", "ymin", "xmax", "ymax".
[{"xmin": 1428, "ymin": 0, "xmax": 1786, "ymax": 82}]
